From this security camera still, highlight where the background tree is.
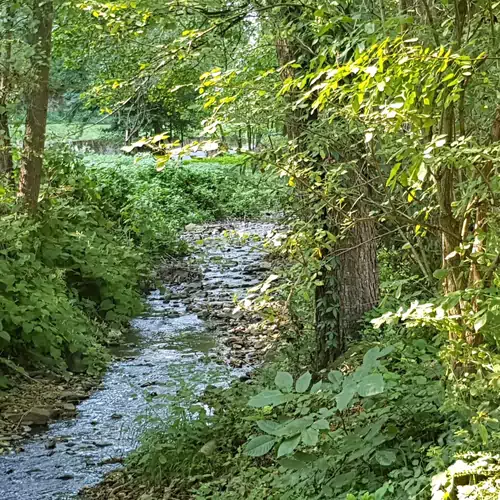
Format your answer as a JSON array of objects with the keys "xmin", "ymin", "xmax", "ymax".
[{"xmin": 18, "ymin": 0, "xmax": 54, "ymax": 210}]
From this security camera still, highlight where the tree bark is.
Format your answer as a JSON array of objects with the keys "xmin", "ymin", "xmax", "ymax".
[
  {"xmin": 337, "ymin": 213, "xmax": 379, "ymax": 347},
  {"xmin": 18, "ymin": 0, "xmax": 54, "ymax": 211},
  {"xmin": 246, "ymin": 123, "xmax": 252, "ymax": 150},
  {"xmin": 0, "ymin": 2, "xmax": 13, "ymax": 176}
]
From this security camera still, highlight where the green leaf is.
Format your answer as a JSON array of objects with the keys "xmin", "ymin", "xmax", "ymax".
[
  {"xmin": 23, "ymin": 322, "xmax": 34, "ymax": 334},
  {"xmin": 363, "ymin": 347, "xmax": 381, "ymax": 370},
  {"xmin": 279, "ymin": 457, "xmax": 307, "ymax": 470},
  {"xmin": 328, "ymin": 370, "xmax": 343, "ymax": 389},
  {"xmin": 301, "ymin": 427, "xmax": 319, "ymax": 446},
  {"xmin": 312, "ymin": 419, "xmax": 330, "ymax": 430},
  {"xmin": 358, "ymin": 374, "xmax": 385, "ymax": 397},
  {"xmin": 375, "ymin": 449, "xmax": 397, "ymax": 466},
  {"xmin": 433, "ymin": 268, "xmax": 449, "ymax": 279},
  {"xmin": 296, "ymin": 372, "xmax": 312, "ymax": 393},
  {"xmin": 378, "ymin": 345, "xmax": 394, "ymax": 358},
  {"xmin": 199, "ymin": 440, "xmax": 217, "ymax": 456},
  {"xmin": 310, "ymin": 381, "xmax": 322, "ymax": 393},
  {"xmin": 245, "ymin": 435, "xmax": 276, "ymax": 457},
  {"xmin": 0, "ymin": 331, "xmax": 11, "ymax": 342},
  {"xmin": 475, "ymin": 423, "xmax": 489, "ymax": 445},
  {"xmin": 277, "ymin": 434, "xmax": 301, "ymax": 458},
  {"xmin": 474, "ymin": 313, "xmax": 487, "ymax": 332},
  {"xmin": 275, "ymin": 371, "xmax": 293, "ymax": 392},
  {"xmin": 257, "ymin": 420, "xmax": 283, "ymax": 436},
  {"xmin": 386, "ymin": 163, "xmax": 401, "ymax": 187},
  {"xmin": 277, "ymin": 417, "xmax": 314, "ymax": 436},
  {"xmin": 100, "ymin": 299, "xmax": 115, "ymax": 311},
  {"xmin": 330, "ymin": 471, "xmax": 356, "ymax": 488},
  {"xmin": 365, "ymin": 22, "xmax": 375, "ymax": 34},
  {"xmin": 248, "ymin": 390, "xmax": 291, "ymax": 408},
  {"xmin": 336, "ymin": 383, "xmax": 356, "ymax": 411}
]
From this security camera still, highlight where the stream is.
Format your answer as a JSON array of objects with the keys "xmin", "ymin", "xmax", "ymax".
[{"xmin": 0, "ymin": 221, "xmax": 275, "ymax": 500}]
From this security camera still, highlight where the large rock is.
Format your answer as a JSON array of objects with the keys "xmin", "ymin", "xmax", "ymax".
[
  {"xmin": 60, "ymin": 391, "xmax": 86, "ymax": 402},
  {"xmin": 6, "ymin": 408, "xmax": 54, "ymax": 426}
]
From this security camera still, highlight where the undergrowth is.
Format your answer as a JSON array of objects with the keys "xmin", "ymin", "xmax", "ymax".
[
  {"xmin": 84, "ymin": 154, "xmax": 280, "ymax": 253},
  {"xmin": 123, "ymin": 252, "xmax": 500, "ymax": 500}
]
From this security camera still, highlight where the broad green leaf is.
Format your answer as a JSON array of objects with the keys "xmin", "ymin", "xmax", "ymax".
[
  {"xmin": 328, "ymin": 370, "xmax": 343, "ymax": 390},
  {"xmin": 330, "ymin": 470, "xmax": 356, "ymax": 488},
  {"xmin": 363, "ymin": 347, "xmax": 381, "ymax": 369},
  {"xmin": 433, "ymin": 268, "xmax": 449, "ymax": 279},
  {"xmin": 257, "ymin": 420, "xmax": 283, "ymax": 436},
  {"xmin": 277, "ymin": 434, "xmax": 301, "ymax": 457},
  {"xmin": 248, "ymin": 390, "xmax": 290, "ymax": 408},
  {"xmin": 199, "ymin": 440, "xmax": 217, "ymax": 456},
  {"xmin": 296, "ymin": 372, "xmax": 312, "ymax": 393},
  {"xmin": 100, "ymin": 299, "xmax": 114, "ymax": 311},
  {"xmin": 301, "ymin": 427, "xmax": 319, "ymax": 446},
  {"xmin": 336, "ymin": 383, "xmax": 356, "ymax": 411},
  {"xmin": 0, "ymin": 331, "xmax": 11, "ymax": 342},
  {"xmin": 277, "ymin": 417, "xmax": 314, "ymax": 436},
  {"xmin": 245, "ymin": 435, "xmax": 276, "ymax": 457},
  {"xmin": 375, "ymin": 449, "xmax": 397, "ymax": 466},
  {"xmin": 312, "ymin": 419, "xmax": 330, "ymax": 430},
  {"xmin": 275, "ymin": 371, "xmax": 293, "ymax": 392},
  {"xmin": 279, "ymin": 457, "xmax": 307, "ymax": 470},
  {"xmin": 310, "ymin": 381, "xmax": 322, "ymax": 393},
  {"xmin": 474, "ymin": 313, "xmax": 487, "ymax": 332},
  {"xmin": 358, "ymin": 374, "xmax": 385, "ymax": 397},
  {"xmin": 378, "ymin": 345, "xmax": 394, "ymax": 358}
]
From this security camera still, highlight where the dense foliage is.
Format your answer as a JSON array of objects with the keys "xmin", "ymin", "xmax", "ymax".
[{"xmin": 4, "ymin": 0, "xmax": 500, "ymax": 498}]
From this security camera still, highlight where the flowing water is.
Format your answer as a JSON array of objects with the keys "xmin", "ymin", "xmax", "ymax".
[{"xmin": 0, "ymin": 221, "xmax": 274, "ymax": 500}]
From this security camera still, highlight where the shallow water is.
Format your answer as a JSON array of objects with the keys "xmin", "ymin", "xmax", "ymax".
[{"xmin": 0, "ymin": 221, "xmax": 273, "ymax": 500}]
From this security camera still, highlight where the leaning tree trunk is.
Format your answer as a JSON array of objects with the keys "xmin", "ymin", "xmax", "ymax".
[
  {"xmin": 0, "ymin": 2, "xmax": 13, "ymax": 176},
  {"xmin": 18, "ymin": 0, "xmax": 53, "ymax": 211}
]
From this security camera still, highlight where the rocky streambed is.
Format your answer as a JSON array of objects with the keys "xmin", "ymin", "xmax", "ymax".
[{"xmin": 0, "ymin": 221, "xmax": 277, "ymax": 500}]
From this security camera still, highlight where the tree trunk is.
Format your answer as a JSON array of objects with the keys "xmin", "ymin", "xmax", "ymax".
[
  {"xmin": 337, "ymin": 214, "xmax": 379, "ymax": 347},
  {"xmin": 274, "ymin": 10, "xmax": 379, "ymax": 368},
  {"xmin": 316, "ymin": 204, "xmax": 379, "ymax": 367},
  {"xmin": 246, "ymin": 124, "xmax": 252, "ymax": 150},
  {"xmin": 18, "ymin": 0, "xmax": 53, "ymax": 211},
  {"xmin": 0, "ymin": 2, "xmax": 13, "ymax": 176}
]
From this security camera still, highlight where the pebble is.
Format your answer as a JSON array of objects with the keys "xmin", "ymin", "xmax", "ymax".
[
  {"xmin": 45, "ymin": 439, "xmax": 57, "ymax": 450},
  {"xmin": 57, "ymin": 473, "xmax": 74, "ymax": 480},
  {"xmin": 93, "ymin": 441, "xmax": 112, "ymax": 448}
]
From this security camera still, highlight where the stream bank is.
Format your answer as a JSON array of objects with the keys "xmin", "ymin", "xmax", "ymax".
[{"xmin": 0, "ymin": 221, "xmax": 277, "ymax": 500}]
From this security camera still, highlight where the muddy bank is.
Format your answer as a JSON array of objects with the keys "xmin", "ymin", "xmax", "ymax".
[{"xmin": 0, "ymin": 221, "xmax": 277, "ymax": 500}]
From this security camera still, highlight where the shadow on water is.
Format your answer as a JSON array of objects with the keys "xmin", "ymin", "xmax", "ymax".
[{"xmin": 0, "ymin": 221, "xmax": 274, "ymax": 500}]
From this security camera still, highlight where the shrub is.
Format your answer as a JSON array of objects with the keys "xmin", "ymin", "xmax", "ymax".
[{"xmin": 84, "ymin": 154, "xmax": 281, "ymax": 253}]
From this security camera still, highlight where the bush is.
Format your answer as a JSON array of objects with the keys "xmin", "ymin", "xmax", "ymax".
[
  {"xmin": 0, "ymin": 203, "xmax": 144, "ymax": 374},
  {"xmin": 0, "ymin": 152, "xmax": 144, "ymax": 374},
  {"xmin": 84, "ymin": 154, "xmax": 281, "ymax": 253}
]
